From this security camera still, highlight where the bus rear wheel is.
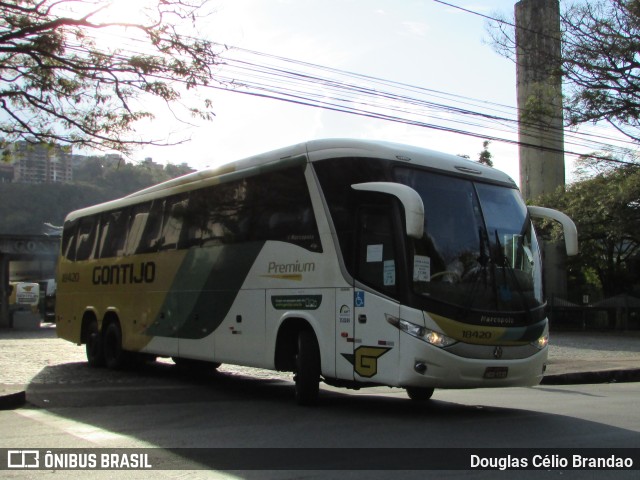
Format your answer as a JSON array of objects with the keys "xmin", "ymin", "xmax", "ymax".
[
  {"xmin": 103, "ymin": 322, "xmax": 129, "ymax": 370},
  {"xmin": 294, "ymin": 329, "xmax": 321, "ymax": 406},
  {"xmin": 85, "ymin": 320, "xmax": 105, "ymax": 368},
  {"xmin": 406, "ymin": 387, "xmax": 434, "ymax": 402}
]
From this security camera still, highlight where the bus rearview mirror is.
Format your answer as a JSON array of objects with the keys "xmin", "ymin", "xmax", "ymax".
[
  {"xmin": 528, "ymin": 205, "xmax": 579, "ymax": 256},
  {"xmin": 351, "ymin": 182, "xmax": 425, "ymax": 239}
]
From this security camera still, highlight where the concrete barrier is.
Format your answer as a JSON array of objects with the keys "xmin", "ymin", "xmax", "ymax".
[{"xmin": 12, "ymin": 311, "xmax": 42, "ymax": 331}]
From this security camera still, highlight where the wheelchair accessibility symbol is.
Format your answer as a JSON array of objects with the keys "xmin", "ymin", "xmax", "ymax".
[{"xmin": 355, "ymin": 291, "xmax": 365, "ymax": 308}]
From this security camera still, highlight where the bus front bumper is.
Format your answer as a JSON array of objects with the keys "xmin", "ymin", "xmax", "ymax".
[{"xmin": 397, "ymin": 335, "xmax": 548, "ymax": 389}]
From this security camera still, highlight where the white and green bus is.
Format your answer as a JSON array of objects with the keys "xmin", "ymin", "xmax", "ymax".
[{"xmin": 56, "ymin": 139, "xmax": 577, "ymax": 405}]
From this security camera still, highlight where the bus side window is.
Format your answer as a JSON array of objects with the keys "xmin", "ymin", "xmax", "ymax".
[
  {"xmin": 98, "ymin": 209, "xmax": 129, "ymax": 259},
  {"xmin": 137, "ymin": 201, "xmax": 164, "ymax": 254},
  {"xmin": 157, "ymin": 194, "xmax": 188, "ymax": 251},
  {"xmin": 61, "ymin": 221, "xmax": 78, "ymax": 261},
  {"xmin": 247, "ymin": 167, "xmax": 322, "ymax": 252},
  {"xmin": 183, "ymin": 188, "xmax": 205, "ymax": 247},
  {"xmin": 122, "ymin": 202, "xmax": 153, "ymax": 256},
  {"xmin": 124, "ymin": 211, "xmax": 148, "ymax": 256},
  {"xmin": 75, "ymin": 217, "xmax": 99, "ymax": 261},
  {"xmin": 356, "ymin": 205, "xmax": 397, "ymax": 296}
]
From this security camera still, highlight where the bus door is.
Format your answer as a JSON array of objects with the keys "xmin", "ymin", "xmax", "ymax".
[{"xmin": 349, "ymin": 205, "xmax": 400, "ymax": 385}]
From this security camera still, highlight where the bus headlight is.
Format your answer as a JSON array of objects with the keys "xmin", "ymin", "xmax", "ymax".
[
  {"xmin": 532, "ymin": 332, "xmax": 549, "ymax": 350},
  {"xmin": 386, "ymin": 315, "xmax": 457, "ymax": 348}
]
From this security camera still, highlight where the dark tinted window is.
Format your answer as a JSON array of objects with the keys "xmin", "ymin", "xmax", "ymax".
[
  {"xmin": 183, "ymin": 179, "xmax": 250, "ymax": 247},
  {"xmin": 356, "ymin": 205, "xmax": 397, "ymax": 296},
  {"xmin": 314, "ymin": 157, "xmax": 391, "ymax": 269},
  {"xmin": 75, "ymin": 217, "xmax": 98, "ymax": 261},
  {"xmin": 183, "ymin": 166, "xmax": 321, "ymax": 252},
  {"xmin": 98, "ymin": 209, "xmax": 129, "ymax": 258},
  {"xmin": 61, "ymin": 220, "xmax": 78, "ymax": 261},
  {"xmin": 63, "ymin": 165, "xmax": 322, "ymax": 261},
  {"xmin": 157, "ymin": 194, "xmax": 189, "ymax": 251},
  {"xmin": 247, "ymin": 168, "xmax": 320, "ymax": 251},
  {"xmin": 137, "ymin": 200, "xmax": 164, "ymax": 254}
]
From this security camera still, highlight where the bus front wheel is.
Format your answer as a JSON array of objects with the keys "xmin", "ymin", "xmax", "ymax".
[
  {"xmin": 294, "ymin": 329, "xmax": 321, "ymax": 406},
  {"xmin": 103, "ymin": 322, "xmax": 129, "ymax": 370},
  {"xmin": 406, "ymin": 386, "xmax": 434, "ymax": 402}
]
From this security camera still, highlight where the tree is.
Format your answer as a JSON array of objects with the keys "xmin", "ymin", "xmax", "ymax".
[
  {"xmin": 488, "ymin": 0, "xmax": 640, "ymax": 145},
  {"xmin": 0, "ymin": 158, "xmax": 194, "ymax": 234},
  {"xmin": 165, "ymin": 162, "xmax": 195, "ymax": 178},
  {"xmin": 456, "ymin": 140, "xmax": 494, "ymax": 166},
  {"xmin": 478, "ymin": 140, "xmax": 493, "ymax": 167},
  {"xmin": 536, "ymin": 159, "xmax": 640, "ymax": 297},
  {"xmin": 0, "ymin": 0, "xmax": 222, "ymax": 155}
]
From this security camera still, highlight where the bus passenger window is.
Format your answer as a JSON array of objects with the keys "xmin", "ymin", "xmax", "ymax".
[
  {"xmin": 61, "ymin": 221, "xmax": 78, "ymax": 261},
  {"xmin": 136, "ymin": 201, "xmax": 163, "ymax": 254},
  {"xmin": 123, "ymin": 203, "xmax": 153, "ymax": 255},
  {"xmin": 157, "ymin": 195, "xmax": 188, "ymax": 250},
  {"xmin": 246, "ymin": 167, "xmax": 322, "ymax": 252},
  {"xmin": 75, "ymin": 217, "xmax": 98, "ymax": 261},
  {"xmin": 98, "ymin": 209, "xmax": 129, "ymax": 258}
]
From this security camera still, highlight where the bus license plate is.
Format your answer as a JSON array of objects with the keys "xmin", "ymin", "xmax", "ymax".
[{"xmin": 484, "ymin": 367, "xmax": 508, "ymax": 379}]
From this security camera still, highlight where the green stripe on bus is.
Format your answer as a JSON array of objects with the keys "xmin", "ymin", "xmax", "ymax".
[{"xmin": 145, "ymin": 241, "xmax": 265, "ymax": 339}]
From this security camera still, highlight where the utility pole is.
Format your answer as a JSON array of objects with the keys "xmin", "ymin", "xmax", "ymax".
[
  {"xmin": 515, "ymin": 0, "xmax": 564, "ymax": 200},
  {"xmin": 515, "ymin": 0, "xmax": 567, "ymax": 302}
]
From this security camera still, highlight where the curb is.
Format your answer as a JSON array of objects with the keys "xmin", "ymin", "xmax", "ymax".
[
  {"xmin": 541, "ymin": 368, "xmax": 640, "ymax": 386},
  {"xmin": 0, "ymin": 386, "xmax": 26, "ymax": 410},
  {"xmin": 0, "ymin": 370, "xmax": 638, "ymax": 410}
]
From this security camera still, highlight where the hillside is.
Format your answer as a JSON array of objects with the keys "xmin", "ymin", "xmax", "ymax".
[{"xmin": 0, "ymin": 160, "xmax": 194, "ymax": 235}]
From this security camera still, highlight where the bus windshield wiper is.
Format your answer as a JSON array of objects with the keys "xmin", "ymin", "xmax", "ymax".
[
  {"xmin": 460, "ymin": 227, "xmax": 494, "ymax": 319},
  {"xmin": 493, "ymin": 229, "xmax": 532, "ymax": 319}
]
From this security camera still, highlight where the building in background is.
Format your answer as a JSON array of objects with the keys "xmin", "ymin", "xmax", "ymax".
[
  {"xmin": 10, "ymin": 140, "xmax": 73, "ymax": 184},
  {"xmin": 0, "ymin": 163, "xmax": 12, "ymax": 183}
]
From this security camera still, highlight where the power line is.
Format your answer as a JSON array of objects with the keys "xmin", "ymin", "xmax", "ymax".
[
  {"xmin": 54, "ymin": 25, "xmax": 640, "ymax": 166},
  {"xmin": 432, "ymin": 0, "xmax": 511, "ymax": 25}
]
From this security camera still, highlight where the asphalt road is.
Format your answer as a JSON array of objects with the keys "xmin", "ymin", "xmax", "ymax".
[
  {"xmin": 1, "ymin": 372, "xmax": 639, "ymax": 479},
  {"xmin": 0, "ymin": 325, "xmax": 639, "ymax": 479}
]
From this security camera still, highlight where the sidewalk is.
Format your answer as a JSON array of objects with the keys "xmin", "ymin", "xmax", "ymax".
[
  {"xmin": 543, "ymin": 329, "xmax": 640, "ymax": 384},
  {"xmin": 1, "ymin": 324, "xmax": 640, "ymax": 409}
]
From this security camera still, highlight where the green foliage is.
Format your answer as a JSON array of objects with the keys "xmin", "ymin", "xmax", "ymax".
[
  {"xmin": 0, "ymin": 0, "xmax": 220, "ymax": 154},
  {"xmin": 0, "ymin": 160, "xmax": 194, "ymax": 234},
  {"xmin": 478, "ymin": 140, "xmax": 493, "ymax": 167},
  {"xmin": 561, "ymin": 0, "xmax": 640, "ymax": 142},
  {"xmin": 0, "ymin": 182, "xmax": 106, "ymax": 234},
  {"xmin": 488, "ymin": 0, "xmax": 640, "ymax": 143},
  {"xmin": 534, "ymin": 160, "xmax": 640, "ymax": 296}
]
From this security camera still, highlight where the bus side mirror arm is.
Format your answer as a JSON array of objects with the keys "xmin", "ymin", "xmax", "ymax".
[
  {"xmin": 352, "ymin": 182, "xmax": 425, "ymax": 239},
  {"xmin": 528, "ymin": 205, "xmax": 579, "ymax": 256}
]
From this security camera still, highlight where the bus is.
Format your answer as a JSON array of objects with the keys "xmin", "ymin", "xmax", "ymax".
[{"xmin": 56, "ymin": 139, "xmax": 578, "ymax": 405}]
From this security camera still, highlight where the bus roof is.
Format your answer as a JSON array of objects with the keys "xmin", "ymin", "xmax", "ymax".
[{"xmin": 64, "ymin": 139, "xmax": 517, "ymax": 223}]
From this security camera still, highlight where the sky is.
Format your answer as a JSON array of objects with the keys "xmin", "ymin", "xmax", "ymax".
[
  {"xmin": 103, "ymin": 0, "xmax": 528, "ymax": 183},
  {"xmin": 84, "ymin": 0, "xmax": 582, "ymax": 186}
]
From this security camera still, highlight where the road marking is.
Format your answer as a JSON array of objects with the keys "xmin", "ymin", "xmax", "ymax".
[{"xmin": 16, "ymin": 409, "xmax": 132, "ymax": 444}]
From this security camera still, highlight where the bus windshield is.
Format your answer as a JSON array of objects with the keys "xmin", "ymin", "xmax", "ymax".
[{"xmin": 394, "ymin": 167, "xmax": 543, "ymax": 314}]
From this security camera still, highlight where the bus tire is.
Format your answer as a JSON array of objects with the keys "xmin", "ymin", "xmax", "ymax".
[
  {"xmin": 85, "ymin": 320, "xmax": 105, "ymax": 368},
  {"xmin": 103, "ymin": 322, "xmax": 129, "ymax": 370},
  {"xmin": 294, "ymin": 329, "xmax": 320, "ymax": 406},
  {"xmin": 406, "ymin": 386, "xmax": 434, "ymax": 402}
]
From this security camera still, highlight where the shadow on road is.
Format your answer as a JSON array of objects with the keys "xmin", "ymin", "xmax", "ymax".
[{"xmin": 23, "ymin": 360, "xmax": 640, "ymax": 449}]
